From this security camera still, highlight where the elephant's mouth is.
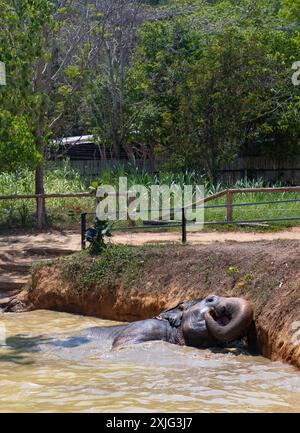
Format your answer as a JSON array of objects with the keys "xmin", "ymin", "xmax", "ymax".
[{"xmin": 211, "ymin": 309, "xmax": 231, "ymax": 326}]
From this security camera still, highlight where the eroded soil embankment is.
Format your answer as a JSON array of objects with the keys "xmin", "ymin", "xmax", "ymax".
[{"xmin": 20, "ymin": 240, "xmax": 300, "ymax": 369}]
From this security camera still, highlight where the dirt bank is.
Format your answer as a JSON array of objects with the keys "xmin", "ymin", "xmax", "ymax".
[{"xmin": 19, "ymin": 240, "xmax": 300, "ymax": 370}]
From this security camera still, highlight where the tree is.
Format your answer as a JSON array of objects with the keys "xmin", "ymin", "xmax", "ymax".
[
  {"xmin": 0, "ymin": 111, "xmax": 41, "ymax": 172},
  {"xmin": 0, "ymin": 0, "xmax": 95, "ymax": 227},
  {"xmin": 85, "ymin": 0, "xmax": 146, "ymax": 160},
  {"xmin": 126, "ymin": 0, "xmax": 300, "ymax": 178},
  {"xmin": 2, "ymin": 0, "xmax": 300, "ymax": 203}
]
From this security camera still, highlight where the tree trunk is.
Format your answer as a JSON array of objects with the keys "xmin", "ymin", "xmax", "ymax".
[
  {"xmin": 35, "ymin": 127, "xmax": 46, "ymax": 229},
  {"xmin": 148, "ymin": 142, "xmax": 156, "ymax": 172},
  {"xmin": 33, "ymin": 53, "xmax": 47, "ymax": 230},
  {"xmin": 35, "ymin": 165, "xmax": 46, "ymax": 229}
]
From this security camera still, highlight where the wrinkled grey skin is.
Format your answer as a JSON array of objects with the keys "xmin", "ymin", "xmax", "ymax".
[{"xmin": 83, "ymin": 295, "xmax": 254, "ymax": 350}]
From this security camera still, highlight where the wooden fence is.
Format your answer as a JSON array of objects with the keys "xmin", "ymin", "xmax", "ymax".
[
  {"xmin": 48, "ymin": 157, "xmax": 300, "ymax": 183},
  {"xmin": 217, "ymin": 157, "xmax": 300, "ymax": 183},
  {"xmin": 193, "ymin": 186, "xmax": 300, "ymax": 223}
]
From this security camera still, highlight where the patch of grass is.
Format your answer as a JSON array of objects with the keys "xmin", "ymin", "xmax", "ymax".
[
  {"xmin": 59, "ymin": 242, "xmax": 185, "ymax": 295},
  {"xmin": 203, "ymin": 268, "xmax": 212, "ymax": 282},
  {"xmin": 61, "ymin": 244, "xmax": 144, "ymax": 294},
  {"xmin": 227, "ymin": 266, "xmax": 239, "ymax": 275},
  {"xmin": 0, "ymin": 160, "xmax": 94, "ymax": 229},
  {"xmin": 31, "ymin": 258, "xmax": 57, "ymax": 273}
]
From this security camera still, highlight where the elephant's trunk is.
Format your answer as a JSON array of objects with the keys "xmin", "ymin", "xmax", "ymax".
[{"xmin": 204, "ymin": 298, "xmax": 253, "ymax": 342}]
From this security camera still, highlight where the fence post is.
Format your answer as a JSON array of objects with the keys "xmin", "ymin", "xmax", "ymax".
[
  {"xmin": 182, "ymin": 207, "xmax": 187, "ymax": 243},
  {"xmin": 128, "ymin": 193, "xmax": 136, "ymax": 227},
  {"xmin": 81, "ymin": 213, "xmax": 87, "ymax": 250},
  {"xmin": 226, "ymin": 191, "xmax": 233, "ymax": 223},
  {"xmin": 36, "ymin": 195, "xmax": 46, "ymax": 229}
]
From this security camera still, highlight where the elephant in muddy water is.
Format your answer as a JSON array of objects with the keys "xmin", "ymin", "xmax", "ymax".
[{"xmin": 83, "ymin": 295, "xmax": 255, "ymax": 351}]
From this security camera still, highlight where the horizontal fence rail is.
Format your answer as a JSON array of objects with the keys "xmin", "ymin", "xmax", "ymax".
[{"xmin": 0, "ymin": 192, "xmax": 92, "ymax": 200}]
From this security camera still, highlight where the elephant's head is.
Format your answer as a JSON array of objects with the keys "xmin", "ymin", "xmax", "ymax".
[{"xmin": 204, "ymin": 295, "xmax": 254, "ymax": 342}]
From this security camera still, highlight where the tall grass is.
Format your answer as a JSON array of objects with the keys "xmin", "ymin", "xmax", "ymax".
[
  {"xmin": 0, "ymin": 161, "xmax": 94, "ymax": 228},
  {"xmin": 95, "ymin": 161, "xmax": 285, "ymax": 194}
]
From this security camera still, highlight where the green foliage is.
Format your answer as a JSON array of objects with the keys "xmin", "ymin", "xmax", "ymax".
[
  {"xmin": 280, "ymin": 0, "xmax": 300, "ymax": 24},
  {"xmin": 0, "ymin": 111, "xmax": 41, "ymax": 172},
  {"xmin": 2, "ymin": 0, "xmax": 300, "ymax": 192},
  {"xmin": 61, "ymin": 244, "xmax": 143, "ymax": 294},
  {"xmin": 87, "ymin": 219, "xmax": 113, "ymax": 256},
  {"xmin": 126, "ymin": 0, "xmax": 300, "ymax": 176},
  {"xmin": 0, "ymin": 0, "xmax": 52, "ymax": 171},
  {"xmin": 227, "ymin": 266, "xmax": 239, "ymax": 275},
  {"xmin": 0, "ymin": 0, "xmax": 92, "ymax": 179}
]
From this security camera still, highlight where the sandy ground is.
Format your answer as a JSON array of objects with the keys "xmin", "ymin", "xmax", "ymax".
[
  {"xmin": 0, "ymin": 230, "xmax": 81, "ymax": 256},
  {"xmin": 3, "ymin": 227, "xmax": 300, "ymax": 254},
  {"xmin": 112, "ymin": 227, "xmax": 300, "ymax": 245}
]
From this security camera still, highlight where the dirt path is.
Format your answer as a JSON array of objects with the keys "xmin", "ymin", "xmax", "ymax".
[
  {"xmin": 0, "ymin": 230, "xmax": 79, "ymax": 302},
  {"xmin": 0, "ymin": 230, "xmax": 81, "ymax": 253},
  {"xmin": 112, "ymin": 227, "xmax": 300, "ymax": 245},
  {"xmin": 2, "ymin": 227, "xmax": 300, "ymax": 254}
]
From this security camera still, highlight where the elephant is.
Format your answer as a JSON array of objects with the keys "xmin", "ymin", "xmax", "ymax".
[{"xmin": 83, "ymin": 295, "xmax": 254, "ymax": 350}]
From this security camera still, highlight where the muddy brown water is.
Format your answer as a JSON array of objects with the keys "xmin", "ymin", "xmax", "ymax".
[{"xmin": 0, "ymin": 310, "xmax": 299, "ymax": 413}]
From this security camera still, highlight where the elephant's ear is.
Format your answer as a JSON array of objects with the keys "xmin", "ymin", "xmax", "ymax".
[
  {"xmin": 157, "ymin": 299, "xmax": 202, "ymax": 327},
  {"xmin": 156, "ymin": 302, "xmax": 187, "ymax": 327}
]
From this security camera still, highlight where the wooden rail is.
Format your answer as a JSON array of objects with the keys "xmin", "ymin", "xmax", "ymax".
[
  {"xmin": 2, "ymin": 186, "xmax": 298, "ymax": 202},
  {"xmin": 185, "ymin": 190, "xmax": 227, "ymax": 212},
  {"xmin": 0, "ymin": 192, "xmax": 91, "ymax": 200},
  {"xmin": 227, "ymin": 187, "xmax": 300, "ymax": 193}
]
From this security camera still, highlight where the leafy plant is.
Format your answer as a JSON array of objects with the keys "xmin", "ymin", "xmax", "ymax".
[
  {"xmin": 227, "ymin": 266, "xmax": 239, "ymax": 275},
  {"xmin": 85, "ymin": 218, "xmax": 113, "ymax": 255}
]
